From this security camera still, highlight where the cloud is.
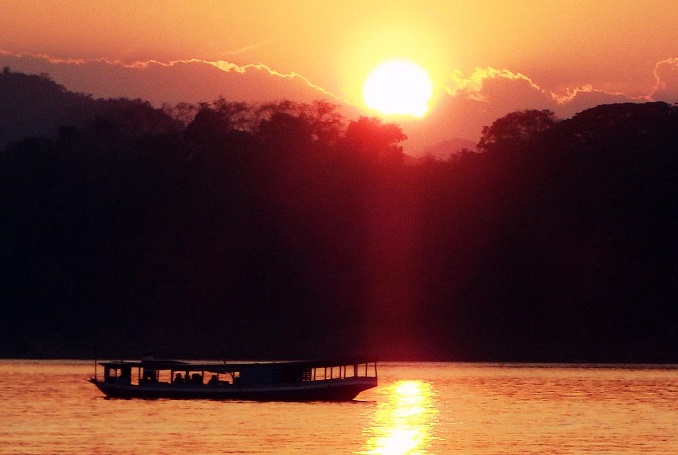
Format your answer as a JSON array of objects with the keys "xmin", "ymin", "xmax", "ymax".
[
  {"xmin": 445, "ymin": 67, "xmax": 543, "ymax": 101},
  {"xmin": 551, "ymin": 86, "xmax": 650, "ymax": 119},
  {"xmin": 0, "ymin": 50, "xmax": 341, "ymax": 105},
  {"xmin": 652, "ymin": 58, "xmax": 678, "ymax": 102},
  {"xmin": 404, "ymin": 65, "xmax": 661, "ymax": 153},
  {"xmin": 413, "ymin": 60, "xmax": 678, "ymax": 154},
  {"xmin": 442, "ymin": 66, "xmax": 650, "ymax": 112},
  {"xmin": 208, "ymin": 60, "xmax": 342, "ymax": 100},
  {"xmin": 220, "ymin": 41, "xmax": 271, "ymax": 57}
]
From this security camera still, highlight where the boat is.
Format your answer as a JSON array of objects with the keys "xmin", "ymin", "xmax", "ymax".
[{"xmin": 90, "ymin": 357, "xmax": 378, "ymax": 401}]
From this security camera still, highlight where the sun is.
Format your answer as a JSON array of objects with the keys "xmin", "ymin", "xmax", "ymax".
[{"xmin": 363, "ymin": 59, "xmax": 433, "ymax": 117}]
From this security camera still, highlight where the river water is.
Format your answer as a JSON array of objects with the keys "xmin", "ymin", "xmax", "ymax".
[{"xmin": 1, "ymin": 360, "xmax": 676, "ymax": 454}]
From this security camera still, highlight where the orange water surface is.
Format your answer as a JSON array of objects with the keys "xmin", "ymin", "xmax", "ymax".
[{"xmin": 1, "ymin": 360, "xmax": 677, "ymax": 454}]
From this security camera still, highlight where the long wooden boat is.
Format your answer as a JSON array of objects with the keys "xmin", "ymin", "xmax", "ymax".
[{"xmin": 90, "ymin": 358, "xmax": 377, "ymax": 401}]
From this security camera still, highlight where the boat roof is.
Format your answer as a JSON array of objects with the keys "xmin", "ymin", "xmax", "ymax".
[{"xmin": 98, "ymin": 358, "xmax": 376, "ymax": 373}]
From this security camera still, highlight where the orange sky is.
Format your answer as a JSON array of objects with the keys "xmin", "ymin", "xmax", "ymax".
[{"xmin": 2, "ymin": 0, "xmax": 678, "ymax": 154}]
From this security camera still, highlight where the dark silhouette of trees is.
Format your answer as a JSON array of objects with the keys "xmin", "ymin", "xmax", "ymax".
[
  {"xmin": 341, "ymin": 116, "xmax": 407, "ymax": 164},
  {"xmin": 445, "ymin": 102, "xmax": 678, "ymax": 361},
  {"xmin": 478, "ymin": 109, "xmax": 558, "ymax": 153},
  {"xmin": 1, "ymin": 69, "xmax": 676, "ymax": 362},
  {"xmin": 0, "ymin": 69, "xmax": 92, "ymax": 148}
]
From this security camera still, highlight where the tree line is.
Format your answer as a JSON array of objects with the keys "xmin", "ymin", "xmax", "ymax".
[{"xmin": 1, "ymin": 69, "xmax": 676, "ymax": 361}]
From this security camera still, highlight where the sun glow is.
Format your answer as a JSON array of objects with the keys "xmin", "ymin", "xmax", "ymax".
[{"xmin": 363, "ymin": 59, "xmax": 433, "ymax": 117}]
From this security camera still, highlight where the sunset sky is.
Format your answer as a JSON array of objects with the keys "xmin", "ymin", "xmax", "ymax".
[{"xmin": 2, "ymin": 0, "xmax": 678, "ymax": 154}]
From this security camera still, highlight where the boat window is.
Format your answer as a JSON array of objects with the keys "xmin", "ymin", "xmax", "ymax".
[
  {"xmin": 105, "ymin": 367, "xmax": 120, "ymax": 383},
  {"xmin": 105, "ymin": 366, "xmax": 132, "ymax": 384},
  {"xmin": 301, "ymin": 368, "xmax": 312, "ymax": 381}
]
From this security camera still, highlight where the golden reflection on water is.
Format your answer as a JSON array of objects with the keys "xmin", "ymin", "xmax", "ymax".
[{"xmin": 362, "ymin": 380, "xmax": 438, "ymax": 455}]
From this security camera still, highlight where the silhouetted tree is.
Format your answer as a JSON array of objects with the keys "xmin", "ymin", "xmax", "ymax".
[
  {"xmin": 341, "ymin": 116, "xmax": 407, "ymax": 164},
  {"xmin": 478, "ymin": 109, "xmax": 558, "ymax": 153},
  {"xmin": 257, "ymin": 110, "xmax": 314, "ymax": 155}
]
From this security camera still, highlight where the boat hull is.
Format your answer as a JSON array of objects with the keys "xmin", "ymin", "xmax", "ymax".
[{"xmin": 90, "ymin": 377, "xmax": 377, "ymax": 401}]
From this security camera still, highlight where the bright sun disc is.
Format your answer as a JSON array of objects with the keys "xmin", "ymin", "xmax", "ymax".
[{"xmin": 363, "ymin": 59, "xmax": 433, "ymax": 117}]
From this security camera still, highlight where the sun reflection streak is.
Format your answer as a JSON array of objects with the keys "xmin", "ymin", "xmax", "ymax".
[{"xmin": 361, "ymin": 380, "xmax": 438, "ymax": 455}]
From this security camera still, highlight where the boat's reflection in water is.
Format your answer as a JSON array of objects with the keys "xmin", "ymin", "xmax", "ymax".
[{"xmin": 362, "ymin": 380, "xmax": 438, "ymax": 454}]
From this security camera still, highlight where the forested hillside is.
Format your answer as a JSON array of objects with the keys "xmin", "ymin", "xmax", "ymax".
[{"xmin": 1, "ymin": 70, "xmax": 676, "ymax": 361}]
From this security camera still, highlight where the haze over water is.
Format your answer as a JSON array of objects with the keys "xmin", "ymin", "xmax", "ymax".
[{"xmin": 1, "ymin": 361, "xmax": 676, "ymax": 454}]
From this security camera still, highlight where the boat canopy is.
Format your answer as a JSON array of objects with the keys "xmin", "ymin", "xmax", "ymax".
[{"xmin": 98, "ymin": 357, "xmax": 377, "ymax": 375}]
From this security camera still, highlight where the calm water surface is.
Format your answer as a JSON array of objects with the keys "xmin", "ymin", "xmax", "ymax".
[{"xmin": 1, "ymin": 361, "xmax": 676, "ymax": 454}]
